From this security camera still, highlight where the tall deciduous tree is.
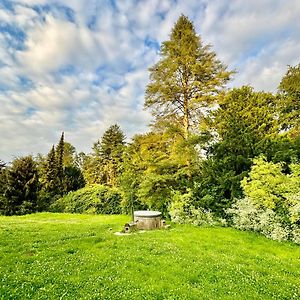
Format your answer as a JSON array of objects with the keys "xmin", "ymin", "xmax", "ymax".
[
  {"xmin": 278, "ymin": 63, "xmax": 300, "ymax": 136},
  {"xmin": 145, "ymin": 15, "xmax": 232, "ymax": 139}
]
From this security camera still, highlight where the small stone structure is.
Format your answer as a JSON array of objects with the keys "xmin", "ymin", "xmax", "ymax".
[
  {"xmin": 133, "ymin": 210, "xmax": 163, "ymax": 230},
  {"xmin": 124, "ymin": 222, "xmax": 137, "ymax": 233}
]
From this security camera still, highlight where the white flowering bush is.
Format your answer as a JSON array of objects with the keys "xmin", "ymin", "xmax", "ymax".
[
  {"xmin": 168, "ymin": 191, "xmax": 220, "ymax": 226},
  {"xmin": 228, "ymin": 157, "xmax": 300, "ymax": 243},
  {"xmin": 292, "ymin": 225, "xmax": 300, "ymax": 244},
  {"xmin": 227, "ymin": 197, "xmax": 294, "ymax": 242}
]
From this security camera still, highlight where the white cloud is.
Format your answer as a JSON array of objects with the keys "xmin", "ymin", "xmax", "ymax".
[{"xmin": 0, "ymin": 0, "xmax": 300, "ymax": 161}]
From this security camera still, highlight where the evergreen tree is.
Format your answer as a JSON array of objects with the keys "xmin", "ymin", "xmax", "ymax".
[
  {"xmin": 56, "ymin": 132, "xmax": 64, "ymax": 184},
  {"xmin": 43, "ymin": 145, "xmax": 59, "ymax": 195},
  {"xmin": 63, "ymin": 142, "xmax": 76, "ymax": 167},
  {"xmin": 100, "ymin": 124, "xmax": 126, "ymax": 186},
  {"xmin": 0, "ymin": 160, "xmax": 7, "ymax": 214},
  {"xmin": 3, "ymin": 156, "xmax": 39, "ymax": 215},
  {"xmin": 84, "ymin": 124, "xmax": 126, "ymax": 186},
  {"xmin": 0, "ymin": 159, "xmax": 5, "ymax": 170},
  {"xmin": 145, "ymin": 15, "xmax": 232, "ymax": 139}
]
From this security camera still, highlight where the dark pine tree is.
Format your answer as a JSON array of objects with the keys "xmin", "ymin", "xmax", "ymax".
[
  {"xmin": 4, "ymin": 156, "xmax": 39, "ymax": 215},
  {"xmin": 56, "ymin": 132, "xmax": 64, "ymax": 185}
]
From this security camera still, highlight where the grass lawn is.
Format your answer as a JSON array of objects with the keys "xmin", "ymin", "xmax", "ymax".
[{"xmin": 0, "ymin": 213, "xmax": 299, "ymax": 299}]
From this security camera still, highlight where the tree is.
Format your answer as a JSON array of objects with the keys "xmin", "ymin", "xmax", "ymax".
[
  {"xmin": 278, "ymin": 63, "xmax": 300, "ymax": 136},
  {"xmin": 241, "ymin": 156, "xmax": 300, "ymax": 224},
  {"xmin": 145, "ymin": 15, "xmax": 232, "ymax": 139},
  {"xmin": 0, "ymin": 160, "xmax": 7, "ymax": 214},
  {"xmin": 194, "ymin": 86, "xmax": 280, "ymax": 215},
  {"xmin": 119, "ymin": 131, "xmax": 198, "ymax": 214},
  {"xmin": 0, "ymin": 159, "xmax": 5, "ymax": 170},
  {"xmin": 56, "ymin": 132, "xmax": 64, "ymax": 184},
  {"xmin": 3, "ymin": 156, "xmax": 39, "ymax": 215},
  {"xmin": 42, "ymin": 146, "xmax": 59, "ymax": 196},
  {"xmin": 63, "ymin": 142, "xmax": 76, "ymax": 167},
  {"xmin": 84, "ymin": 124, "xmax": 126, "ymax": 186}
]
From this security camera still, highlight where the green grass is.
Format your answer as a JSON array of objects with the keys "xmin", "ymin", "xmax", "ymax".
[{"xmin": 0, "ymin": 213, "xmax": 299, "ymax": 299}]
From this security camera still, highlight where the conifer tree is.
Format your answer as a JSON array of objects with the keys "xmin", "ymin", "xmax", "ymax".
[
  {"xmin": 83, "ymin": 124, "xmax": 126, "ymax": 186},
  {"xmin": 145, "ymin": 15, "xmax": 232, "ymax": 139},
  {"xmin": 4, "ymin": 156, "xmax": 39, "ymax": 215},
  {"xmin": 56, "ymin": 132, "xmax": 64, "ymax": 184},
  {"xmin": 44, "ymin": 145, "xmax": 59, "ymax": 195},
  {"xmin": 0, "ymin": 159, "xmax": 5, "ymax": 170},
  {"xmin": 99, "ymin": 124, "xmax": 126, "ymax": 186}
]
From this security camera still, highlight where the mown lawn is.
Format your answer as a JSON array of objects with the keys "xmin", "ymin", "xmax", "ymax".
[{"xmin": 0, "ymin": 213, "xmax": 299, "ymax": 299}]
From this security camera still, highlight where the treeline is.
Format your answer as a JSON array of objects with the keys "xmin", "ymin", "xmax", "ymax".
[{"xmin": 0, "ymin": 15, "xmax": 299, "ymax": 242}]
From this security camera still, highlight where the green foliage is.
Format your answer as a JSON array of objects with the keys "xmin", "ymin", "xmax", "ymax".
[
  {"xmin": 2, "ymin": 156, "xmax": 39, "ymax": 215},
  {"xmin": 83, "ymin": 124, "xmax": 125, "ymax": 186},
  {"xmin": 278, "ymin": 63, "xmax": 300, "ymax": 135},
  {"xmin": 119, "ymin": 131, "xmax": 195, "ymax": 214},
  {"xmin": 56, "ymin": 132, "xmax": 64, "ymax": 184},
  {"xmin": 40, "ymin": 146, "xmax": 59, "ymax": 197},
  {"xmin": 0, "ymin": 213, "xmax": 299, "ymax": 299},
  {"xmin": 38, "ymin": 138, "xmax": 85, "ymax": 211},
  {"xmin": 241, "ymin": 156, "xmax": 286, "ymax": 210},
  {"xmin": 63, "ymin": 142, "xmax": 76, "ymax": 167},
  {"xmin": 227, "ymin": 198, "xmax": 298, "ymax": 242},
  {"xmin": 145, "ymin": 15, "xmax": 232, "ymax": 139},
  {"xmin": 241, "ymin": 156, "xmax": 300, "ymax": 224},
  {"xmin": 51, "ymin": 184, "xmax": 122, "ymax": 214},
  {"xmin": 194, "ymin": 86, "xmax": 280, "ymax": 215},
  {"xmin": 62, "ymin": 165, "xmax": 85, "ymax": 194},
  {"xmin": 168, "ymin": 190, "xmax": 222, "ymax": 226},
  {"xmin": 0, "ymin": 161, "xmax": 7, "ymax": 214},
  {"xmin": 228, "ymin": 157, "xmax": 300, "ymax": 243}
]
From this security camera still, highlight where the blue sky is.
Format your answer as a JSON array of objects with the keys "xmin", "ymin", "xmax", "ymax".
[{"xmin": 0, "ymin": 0, "xmax": 300, "ymax": 162}]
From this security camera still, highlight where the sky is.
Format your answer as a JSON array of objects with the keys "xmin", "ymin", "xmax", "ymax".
[{"xmin": 0, "ymin": 0, "xmax": 300, "ymax": 162}]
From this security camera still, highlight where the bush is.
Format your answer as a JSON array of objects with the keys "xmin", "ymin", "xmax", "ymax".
[
  {"xmin": 227, "ymin": 197, "xmax": 299, "ymax": 243},
  {"xmin": 168, "ymin": 191, "xmax": 223, "ymax": 226},
  {"xmin": 50, "ymin": 184, "xmax": 122, "ymax": 214},
  {"xmin": 227, "ymin": 157, "xmax": 300, "ymax": 243}
]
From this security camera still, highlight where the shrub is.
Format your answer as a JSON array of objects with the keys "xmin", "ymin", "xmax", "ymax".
[
  {"xmin": 168, "ymin": 191, "xmax": 222, "ymax": 226},
  {"xmin": 50, "ymin": 184, "xmax": 122, "ymax": 214},
  {"xmin": 228, "ymin": 156, "xmax": 300, "ymax": 243},
  {"xmin": 227, "ymin": 197, "xmax": 299, "ymax": 243}
]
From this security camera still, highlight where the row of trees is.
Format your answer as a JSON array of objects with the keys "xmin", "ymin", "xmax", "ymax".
[{"xmin": 0, "ymin": 16, "xmax": 299, "ymax": 228}]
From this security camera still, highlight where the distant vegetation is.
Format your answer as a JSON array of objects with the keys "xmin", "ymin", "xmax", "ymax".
[{"xmin": 0, "ymin": 15, "xmax": 299, "ymax": 243}]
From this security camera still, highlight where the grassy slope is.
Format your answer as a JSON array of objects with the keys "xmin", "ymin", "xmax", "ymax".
[{"xmin": 0, "ymin": 213, "xmax": 299, "ymax": 300}]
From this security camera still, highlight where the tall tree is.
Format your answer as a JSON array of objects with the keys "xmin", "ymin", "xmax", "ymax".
[
  {"xmin": 278, "ymin": 63, "xmax": 300, "ymax": 136},
  {"xmin": 0, "ymin": 160, "xmax": 7, "ymax": 214},
  {"xmin": 84, "ymin": 124, "xmax": 126, "ymax": 186},
  {"xmin": 99, "ymin": 124, "xmax": 126, "ymax": 186},
  {"xmin": 3, "ymin": 156, "xmax": 39, "ymax": 215},
  {"xmin": 43, "ymin": 146, "xmax": 59, "ymax": 195},
  {"xmin": 145, "ymin": 15, "xmax": 232, "ymax": 139},
  {"xmin": 56, "ymin": 132, "xmax": 64, "ymax": 184},
  {"xmin": 0, "ymin": 159, "xmax": 5, "ymax": 170},
  {"xmin": 194, "ymin": 86, "xmax": 280, "ymax": 215}
]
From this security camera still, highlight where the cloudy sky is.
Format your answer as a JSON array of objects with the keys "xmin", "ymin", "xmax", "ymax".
[{"xmin": 0, "ymin": 0, "xmax": 300, "ymax": 162}]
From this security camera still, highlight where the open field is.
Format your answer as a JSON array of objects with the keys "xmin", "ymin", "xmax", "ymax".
[{"xmin": 0, "ymin": 213, "xmax": 299, "ymax": 299}]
